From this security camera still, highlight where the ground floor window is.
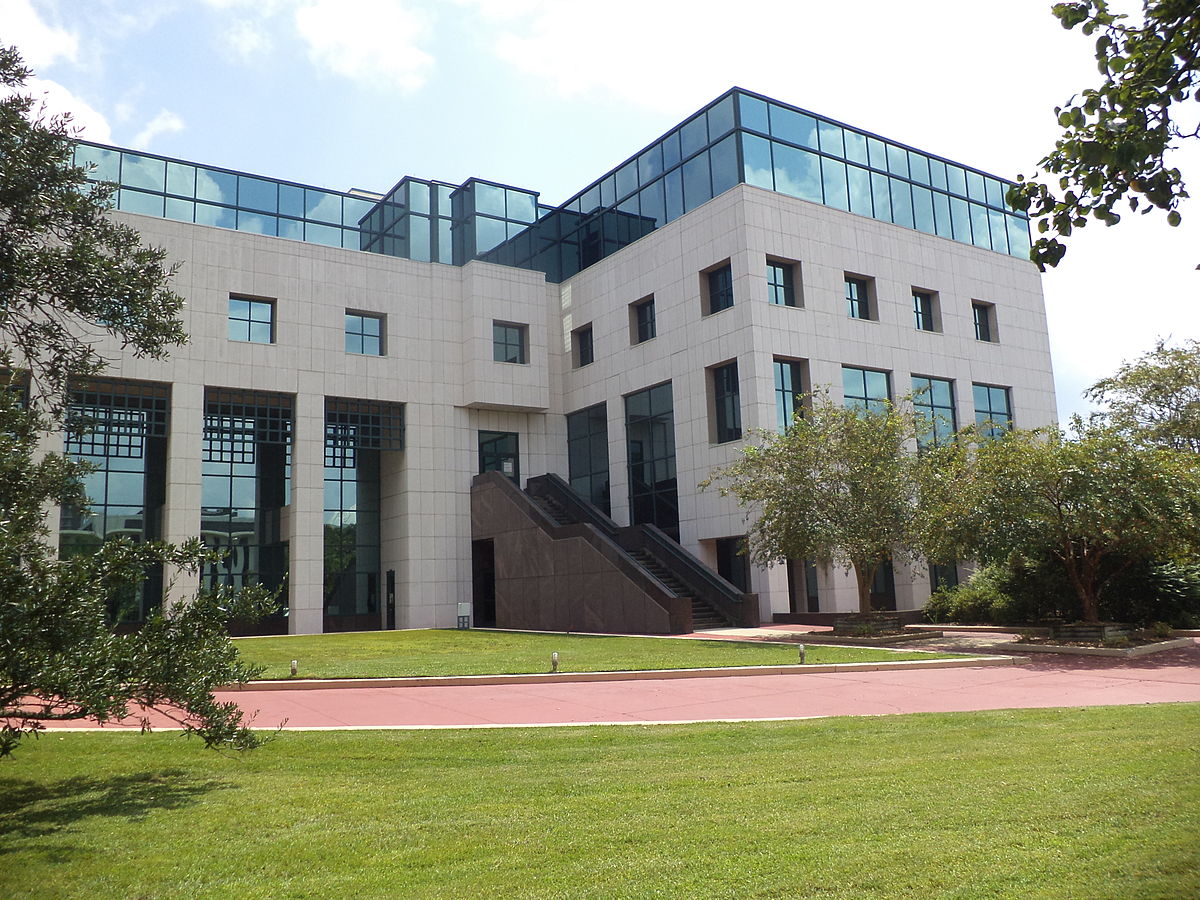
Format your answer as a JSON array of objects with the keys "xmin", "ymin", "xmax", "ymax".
[{"xmin": 479, "ymin": 430, "xmax": 520, "ymax": 484}]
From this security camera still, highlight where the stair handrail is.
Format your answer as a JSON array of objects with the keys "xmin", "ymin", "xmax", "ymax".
[
  {"xmin": 525, "ymin": 473, "xmax": 620, "ymax": 538},
  {"xmin": 638, "ymin": 524, "xmax": 744, "ymax": 608}
]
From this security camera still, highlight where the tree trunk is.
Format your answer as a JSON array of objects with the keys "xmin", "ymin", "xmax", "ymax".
[{"xmin": 852, "ymin": 564, "xmax": 875, "ymax": 615}]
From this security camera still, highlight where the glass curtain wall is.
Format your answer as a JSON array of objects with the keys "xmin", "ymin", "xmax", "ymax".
[
  {"xmin": 566, "ymin": 403, "xmax": 610, "ymax": 514},
  {"xmin": 625, "ymin": 382, "xmax": 678, "ymax": 538}
]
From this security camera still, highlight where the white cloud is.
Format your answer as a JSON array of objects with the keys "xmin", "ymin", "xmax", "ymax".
[
  {"xmin": 131, "ymin": 109, "xmax": 185, "ymax": 149},
  {"xmin": 0, "ymin": 0, "xmax": 79, "ymax": 69},
  {"xmin": 292, "ymin": 0, "xmax": 435, "ymax": 92},
  {"xmin": 17, "ymin": 76, "xmax": 112, "ymax": 142},
  {"xmin": 226, "ymin": 19, "xmax": 273, "ymax": 60}
]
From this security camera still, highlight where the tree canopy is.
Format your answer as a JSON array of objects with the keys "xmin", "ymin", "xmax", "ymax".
[
  {"xmin": 0, "ymin": 46, "xmax": 272, "ymax": 756},
  {"xmin": 1086, "ymin": 337, "xmax": 1200, "ymax": 452},
  {"xmin": 1007, "ymin": 1, "xmax": 1199, "ymax": 269}
]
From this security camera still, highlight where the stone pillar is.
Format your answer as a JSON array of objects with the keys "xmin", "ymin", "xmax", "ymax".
[
  {"xmin": 288, "ymin": 391, "xmax": 325, "ymax": 634},
  {"xmin": 161, "ymin": 381, "xmax": 204, "ymax": 613}
]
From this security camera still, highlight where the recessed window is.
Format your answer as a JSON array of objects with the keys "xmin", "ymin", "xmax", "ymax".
[
  {"xmin": 630, "ymin": 295, "xmax": 656, "ymax": 344},
  {"xmin": 228, "ymin": 296, "xmax": 274, "ymax": 343},
  {"xmin": 842, "ymin": 365, "xmax": 890, "ymax": 413},
  {"xmin": 710, "ymin": 360, "xmax": 742, "ymax": 443},
  {"xmin": 345, "ymin": 312, "xmax": 384, "ymax": 355},
  {"xmin": 493, "ymin": 321, "xmax": 527, "ymax": 364},
  {"xmin": 703, "ymin": 262, "xmax": 734, "ymax": 315},
  {"xmin": 715, "ymin": 536, "xmax": 750, "ymax": 592},
  {"xmin": 973, "ymin": 301, "xmax": 997, "ymax": 342},
  {"xmin": 912, "ymin": 375, "xmax": 956, "ymax": 448},
  {"xmin": 767, "ymin": 259, "xmax": 798, "ymax": 307},
  {"xmin": 845, "ymin": 274, "xmax": 873, "ymax": 320},
  {"xmin": 478, "ymin": 430, "xmax": 519, "ymax": 483},
  {"xmin": 973, "ymin": 383, "xmax": 1012, "ymax": 438},
  {"xmin": 573, "ymin": 323, "xmax": 594, "ymax": 368},
  {"xmin": 773, "ymin": 357, "xmax": 808, "ymax": 432},
  {"xmin": 913, "ymin": 290, "xmax": 938, "ymax": 332}
]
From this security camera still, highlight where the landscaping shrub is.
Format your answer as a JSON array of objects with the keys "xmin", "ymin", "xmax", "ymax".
[{"xmin": 922, "ymin": 566, "xmax": 1014, "ymax": 624}]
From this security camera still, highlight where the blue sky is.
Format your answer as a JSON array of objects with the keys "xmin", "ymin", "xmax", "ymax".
[{"xmin": 5, "ymin": 0, "xmax": 1197, "ymax": 419}]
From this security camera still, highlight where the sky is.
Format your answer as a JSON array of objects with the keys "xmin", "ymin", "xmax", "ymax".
[{"xmin": 4, "ymin": 0, "xmax": 1197, "ymax": 421}]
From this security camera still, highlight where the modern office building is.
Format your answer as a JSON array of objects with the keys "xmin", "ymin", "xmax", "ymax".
[{"xmin": 45, "ymin": 87, "xmax": 1056, "ymax": 634}]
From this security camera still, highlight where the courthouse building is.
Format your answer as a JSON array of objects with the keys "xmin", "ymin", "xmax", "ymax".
[{"xmin": 48, "ymin": 88, "xmax": 1056, "ymax": 634}]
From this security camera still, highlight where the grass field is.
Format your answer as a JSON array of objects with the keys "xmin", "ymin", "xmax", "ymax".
[
  {"xmin": 233, "ymin": 629, "xmax": 959, "ymax": 679},
  {"xmin": 3, "ymin": 704, "xmax": 1197, "ymax": 898}
]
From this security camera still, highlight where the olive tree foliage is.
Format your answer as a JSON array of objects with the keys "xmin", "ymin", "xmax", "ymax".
[
  {"xmin": 917, "ymin": 420, "xmax": 1200, "ymax": 623},
  {"xmin": 1007, "ymin": 1, "xmax": 1199, "ymax": 269},
  {"xmin": 702, "ymin": 394, "xmax": 920, "ymax": 615},
  {"xmin": 1086, "ymin": 337, "xmax": 1200, "ymax": 452},
  {"xmin": 0, "ymin": 46, "xmax": 272, "ymax": 757}
]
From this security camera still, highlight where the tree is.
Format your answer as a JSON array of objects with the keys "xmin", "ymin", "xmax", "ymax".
[
  {"xmin": 702, "ymin": 394, "xmax": 919, "ymax": 615},
  {"xmin": 0, "ymin": 46, "xmax": 273, "ymax": 756},
  {"xmin": 1007, "ymin": 1, "xmax": 1199, "ymax": 269},
  {"xmin": 1086, "ymin": 337, "xmax": 1200, "ymax": 452},
  {"xmin": 918, "ymin": 420, "xmax": 1200, "ymax": 623}
]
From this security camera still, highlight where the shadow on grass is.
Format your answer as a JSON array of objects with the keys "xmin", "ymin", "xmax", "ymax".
[{"xmin": 0, "ymin": 769, "xmax": 229, "ymax": 851}]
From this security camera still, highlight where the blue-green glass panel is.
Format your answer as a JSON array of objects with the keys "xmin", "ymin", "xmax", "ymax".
[
  {"xmin": 121, "ymin": 153, "xmax": 165, "ymax": 191},
  {"xmin": 842, "ymin": 366, "xmax": 864, "ymax": 399},
  {"xmin": 1007, "ymin": 215, "xmax": 1031, "ymax": 258},
  {"xmin": 708, "ymin": 94, "xmax": 735, "ymax": 139},
  {"xmin": 600, "ymin": 175, "xmax": 616, "ymax": 208},
  {"xmin": 237, "ymin": 211, "xmax": 278, "ymax": 236},
  {"xmin": 279, "ymin": 184, "xmax": 305, "ymax": 218},
  {"xmin": 886, "ymin": 144, "xmax": 909, "ymax": 178},
  {"xmin": 662, "ymin": 131, "xmax": 682, "ymax": 169},
  {"xmin": 773, "ymin": 142, "xmax": 822, "ymax": 202},
  {"xmin": 166, "ymin": 162, "xmax": 195, "ymax": 196},
  {"xmin": 638, "ymin": 143, "xmax": 664, "ymax": 183},
  {"xmin": 408, "ymin": 180, "xmax": 430, "ymax": 214},
  {"xmin": 119, "ymin": 188, "xmax": 164, "ymax": 216},
  {"xmin": 306, "ymin": 222, "xmax": 342, "ymax": 247},
  {"xmin": 709, "ymin": 133, "xmax": 738, "ymax": 196},
  {"xmin": 277, "ymin": 218, "xmax": 303, "ymax": 240},
  {"xmin": 306, "ymin": 190, "xmax": 342, "ymax": 224},
  {"xmin": 581, "ymin": 185, "xmax": 601, "ymax": 213},
  {"xmin": 507, "ymin": 190, "xmax": 536, "ymax": 223},
  {"xmin": 867, "ymin": 137, "xmax": 887, "ymax": 171},
  {"xmin": 890, "ymin": 179, "xmax": 913, "ymax": 228},
  {"xmin": 239, "ymin": 176, "xmax": 277, "ymax": 213},
  {"xmin": 664, "ymin": 168, "xmax": 684, "ymax": 221},
  {"xmin": 946, "ymin": 164, "xmax": 967, "ymax": 197},
  {"xmin": 913, "ymin": 186, "xmax": 935, "ymax": 234},
  {"xmin": 822, "ymin": 158, "xmax": 849, "ymax": 211},
  {"xmin": 343, "ymin": 196, "xmax": 374, "ymax": 227},
  {"xmin": 196, "ymin": 168, "xmax": 236, "ymax": 204},
  {"xmin": 848, "ymin": 164, "xmax": 872, "ymax": 216},
  {"xmin": 844, "ymin": 130, "xmax": 868, "ymax": 165},
  {"xmin": 410, "ymin": 214, "xmax": 431, "ymax": 262},
  {"xmin": 818, "ymin": 121, "xmax": 844, "ymax": 158},
  {"xmin": 438, "ymin": 184, "xmax": 455, "ymax": 212},
  {"xmin": 475, "ymin": 216, "xmax": 506, "ymax": 253},
  {"xmin": 165, "ymin": 198, "xmax": 194, "ymax": 222},
  {"xmin": 739, "ymin": 93, "xmax": 769, "ymax": 133},
  {"xmin": 475, "ymin": 183, "xmax": 506, "ymax": 217},
  {"xmin": 949, "ymin": 197, "xmax": 971, "ymax": 242},
  {"xmin": 771, "ymin": 105, "xmax": 817, "ymax": 149},
  {"xmin": 640, "ymin": 179, "xmax": 666, "ymax": 227},
  {"xmin": 75, "ymin": 144, "xmax": 120, "ymax": 181},
  {"xmin": 871, "ymin": 171, "xmax": 892, "ymax": 222},
  {"xmin": 616, "ymin": 161, "xmax": 638, "ymax": 200},
  {"xmin": 933, "ymin": 191, "xmax": 952, "ymax": 238},
  {"xmin": 742, "ymin": 134, "xmax": 774, "ymax": 188},
  {"xmin": 969, "ymin": 203, "xmax": 991, "ymax": 249},
  {"xmin": 195, "ymin": 202, "xmax": 235, "ymax": 228},
  {"xmin": 972, "ymin": 383, "xmax": 989, "ymax": 410},
  {"xmin": 966, "ymin": 170, "xmax": 986, "ymax": 203},
  {"xmin": 929, "ymin": 160, "xmax": 948, "ymax": 191},
  {"xmin": 985, "ymin": 177, "xmax": 1005, "ymax": 209},
  {"xmin": 865, "ymin": 369, "xmax": 889, "ymax": 400},
  {"xmin": 680, "ymin": 114, "xmax": 708, "ymax": 158},
  {"xmin": 438, "ymin": 218, "xmax": 453, "ymax": 264},
  {"xmin": 682, "ymin": 152, "xmax": 712, "ymax": 211},
  {"xmin": 988, "ymin": 209, "xmax": 1009, "ymax": 253},
  {"xmin": 908, "ymin": 152, "xmax": 931, "ymax": 186}
]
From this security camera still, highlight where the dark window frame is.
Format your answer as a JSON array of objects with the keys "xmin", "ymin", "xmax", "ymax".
[
  {"xmin": 973, "ymin": 301, "xmax": 996, "ymax": 342},
  {"xmin": 912, "ymin": 290, "xmax": 937, "ymax": 332},
  {"xmin": 631, "ymin": 295, "xmax": 656, "ymax": 343},
  {"xmin": 573, "ymin": 323, "xmax": 594, "ymax": 368},
  {"xmin": 766, "ymin": 258, "xmax": 797, "ymax": 307},
  {"xmin": 845, "ymin": 274, "xmax": 872, "ymax": 320},
  {"xmin": 228, "ymin": 295, "xmax": 275, "ymax": 344},
  {"xmin": 345, "ymin": 310, "xmax": 385, "ymax": 356},
  {"xmin": 773, "ymin": 357, "xmax": 807, "ymax": 432},
  {"xmin": 842, "ymin": 365, "xmax": 891, "ymax": 413},
  {"xmin": 492, "ymin": 321, "xmax": 528, "ymax": 364},
  {"xmin": 703, "ymin": 262, "xmax": 734, "ymax": 315},
  {"xmin": 710, "ymin": 360, "xmax": 742, "ymax": 443}
]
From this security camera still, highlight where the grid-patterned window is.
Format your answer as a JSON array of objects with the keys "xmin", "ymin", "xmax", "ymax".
[
  {"xmin": 228, "ymin": 296, "xmax": 274, "ymax": 343},
  {"xmin": 842, "ymin": 365, "xmax": 890, "ymax": 413},
  {"xmin": 566, "ymin": 402, "xmax": 610, "ymax": 514},
  {"xmin": 767, "ymin": 260, "xmax": 796, "ymax": 306},
  {"xmin": 345, "ymin": 312, "xmax": 384, "ymax": 355},
  {"xmin": 973, "ymin": 302, "xmax": 996, "ymax": 342},
  {"xmin": 324, "ymin": 397, "xmax": 405, "ymax": 466},
  {"xmin": 632, "ymin": 296, "xmax": 656, "ymax": 343},
  {"xmin": 973, "ymin": 383, "xmax": 1012, "ymax": 438},
  {"xmin": 913, "ymin": 291, "xmax": 935, "ymax": 331},
  {"xmin": 479, "ymin": 430, "xmax": 519, "ymax": 482},
  {"xmin": 774, "ymin": 358, "xmax": 806, "ymax": 432},
  {"xmin": 706, "ymin": 264, "xmax": 734, "ymax": 314},
  {"xmin": 492, "ymin": 321, "xmax": 527, "ymax": 363},
  {"xmin": 626, "ymin": 382, "xmax": 678, "ymax": 536},
  {"xmin": 912, "ymin": 376, "xmax": 956, "ymax": 448},
  {"xmin": 845, "ymin": 276, "xmax": 871, "ymax": 319},
  {"xmin": 574, "ymin": 324, "xmax": 594, "ymax": 367},
  {"xmin": 711, "ymin": 361, "xmax": 742, "ymax": 443}
]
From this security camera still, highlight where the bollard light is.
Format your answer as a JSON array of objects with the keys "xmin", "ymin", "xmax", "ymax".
[
  {"xmin": 551, "ymin": 651, "xmax": 560, "ymax": 673},
  {"xmin": 290, "ymin": 659, "xmax": 298, "ymax": 677},
  {"xmin": 798, "ymin": 644, "xmax": 806, "ymax": 665}
]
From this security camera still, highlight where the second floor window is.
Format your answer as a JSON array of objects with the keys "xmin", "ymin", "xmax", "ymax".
[
  {"xmin": 845, "ymin": 276, "xmax": 870, "ymax": 319},
  {"xmin": 706, "ymin": 264, "xmax": 734, "ymax": 315},
  {"xmin": 842, "ymin": 365, "xmax": 890, "ymax": 414},
  {"xmin": 228, "ymin": 297, "xmax": 274, "ymax": 343},
  {"xmin": 711, "ymin": 361, "xmax": 742, "ymax": 443},
  {"xmin": 767, "ymin": 261, "xmax": 796, "ymax": 306},
  {"xmin": 493, "ymin": 322, "xmax": 527, "ymax": 364},
  {"xmin": 345, "ymin": 312, "xmax": 383, "ymax": 355}
]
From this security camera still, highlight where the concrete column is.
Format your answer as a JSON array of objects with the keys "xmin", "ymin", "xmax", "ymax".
[
  {"xmin": 161, "ymin": 381, "xmax": 204, "ymax": 612},
  {"xmin": 288, "ymin": 390, "xmax": 325, "ymax": 634}
]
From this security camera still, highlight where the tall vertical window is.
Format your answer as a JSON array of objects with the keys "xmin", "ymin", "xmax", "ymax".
[
  {"xmin": 973, "ymin": 383, "xmax": 1012, "ymax": 438},
  {"xmin": 492, "ymin": 321, "xmax": 527, "ymax": 363},
  {"xmin": 767, "ymin": 260, "xmax": 796, "ymax": 306},
  {"xmin": 566, "ymin": 402, "xmax": 610, "ymax": 514},
  {"xmin": 774, "ymin": 358, "xmax": 806, "ymax": 432},
  {"xmin": 573, "ymin": 324, "xmax": 594, "ymax": 367},
  {"xmin": 228, "ymin": 296, "xmax": 274, "ymax": 343},
  {"xmin": 911, "ymin": 376, "xmax": 956, "ymax": 448},
  {"xmin": 631, "ymin": 295, "xmax": 656, "ymax": 343},
  {"xmin": 913, "ymin": 290, "xmax": 936, "ymax": 331},
  {"xmin": 705, "ymin": 263, "xmax": 734, "ymax": 314},
  {"xmin": 625, "ymin": 382, "xmax": 678, "ymax": 537},
  {"xmin": 479, "ymin": 430, "xmax": 519, "ymax": 483},
  {"xmin": 787, "ymin": 558, "xmax": 820, "ymax": 613},
  {"xmin": 345, "ymin": 312, "xmax": 384, "ymax": 355},
  {"xmin": 973, "ymin": 302, "xmax": 996, "ymax": 342},
  {"xmin": 845, "ymin": 275, "xmax": 871, "ymax": 319},
  {"xmin": 711, "ymin": 361, "xmax": 742, "ymax": 443},
  {"xmin": 715, "ymin": 536, "xmax": 749, "ymax": 592},
  {"xmin": 842, "ymin": 366, "xmax": 890, "ymax": 413}
]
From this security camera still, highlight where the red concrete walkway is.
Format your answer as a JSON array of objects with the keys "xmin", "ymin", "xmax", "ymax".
[{"xmin": 43, "ymin": 639, "xmax": 1200, "ymax": 733}]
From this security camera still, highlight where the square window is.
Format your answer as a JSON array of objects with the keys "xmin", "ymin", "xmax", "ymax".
[
  {"xmin": 973, "ymin": 382, "xmax": 1012, "ymax": 438},
  {"xmin": 345, "ymin": 311, "xmax": 384, "ymax": 355},
  {"xmin": 703, "ymin": 262, "xmax": 734, "ymax": 315},
  {"xmin": 842, "ymin": 365, "xmax": 890, "ymax": 413},
  {"xmin": 573, "ymin": 323, "xmax": 594, "ymax": 368},
  {"xmin": 630, "ymin": 295, "xmax": 656, "ymax": 344},
  {"xmin": 845, "ymin": 274, "xmax": 873, "ymax": 320},
  {"xmin": 913, "ymin": 289, "xmax": 938, "ymax": 332},
  {"xmin": 973, "ymin": 301, "xmax": 997, "ymax": 342},
  {"xmin": 228, "ymin": 296, "xmax": 275, "ymax": 343},
  {"xmin": 767, "ymin": 259, "xmax": 798, "ymax": 307},
  {"xmin": 709, "ymin": 360, "xmax": 742, "ymax": 443},
  {"xmin": 493, "ymin": 321, "xmax": 527, "ymax": 364}
]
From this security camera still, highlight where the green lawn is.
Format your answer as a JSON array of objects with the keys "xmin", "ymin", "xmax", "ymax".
[
  {"xmin": 234, "ymin": 628, "xmax": 958, "ymax": 679},
  {"xmin": 2, "ymin": 704, "xmax": 1197, "ymax": 898}
]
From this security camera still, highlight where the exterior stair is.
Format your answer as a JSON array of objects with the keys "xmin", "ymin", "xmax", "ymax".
[
  {"xmin": 626, "ymin": 548, "xmax": 689, "ymax": 596},
  {"xmin": 529, "ymin": 493, "xmax": 573, "ymax": 526}
]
